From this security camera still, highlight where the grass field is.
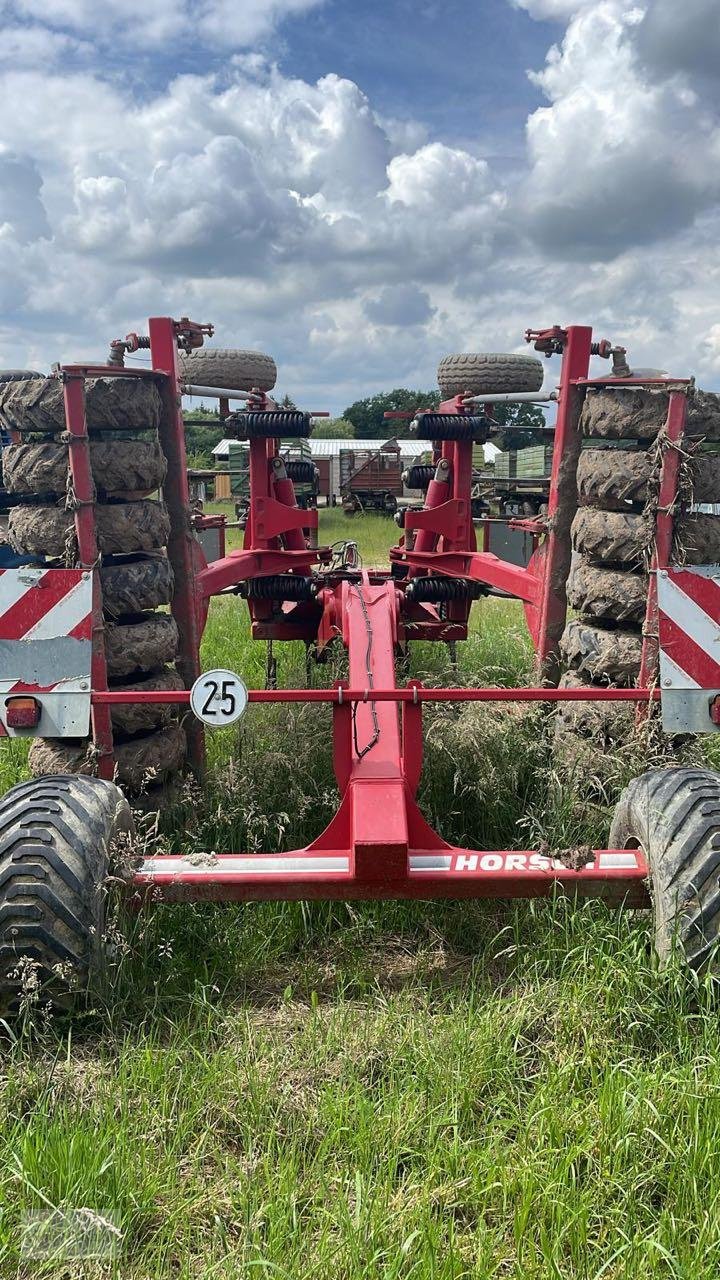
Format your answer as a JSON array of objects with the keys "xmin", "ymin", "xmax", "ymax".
[{"xmin": 2, "ymin": 510, "xmax": 720, "ymax": 1279}]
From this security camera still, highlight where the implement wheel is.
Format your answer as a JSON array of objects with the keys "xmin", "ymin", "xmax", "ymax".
[
  {"xmin": 611, "ymin": 768, "xmax": 720, "ymax": 970},
  {"xmin": 0, "ymin": 776, "xmax": 132, "ymax": 1012}
]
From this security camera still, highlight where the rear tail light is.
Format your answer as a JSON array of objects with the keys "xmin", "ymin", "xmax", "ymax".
[{"xmin": 5, "ymin": 696, "xmax": 41, "ymax": 728}]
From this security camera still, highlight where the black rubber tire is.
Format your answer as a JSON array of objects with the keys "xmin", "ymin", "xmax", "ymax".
[
  {"xmin": 554, "ymin": 670, "xmax": 635, "ymax": 742},
  {"xmin": 567, "ymin": 559, "xmax": 647, "ymax": 624},
  {"xmin": 560, "ymin": 619, "xmax": 642, "ymax": 685},
  {"xmin": 8, "ymin": 501, "xmax": 170, "ymax": 558},
  {"xmin": 571, "ymin": 507, "xmax": 648, "ymax": 566},
  {"xmin": 0, "ymin": 375, "xmax": 162, "ymax": 434},
  {"xmin": 109, "ymin": 667, "xmax": 184, "ymax": 735},
  {"xmin": 582, "ymin": 388, "xmax": 720, "ymax": 442},
  {"xmin": 104, "ymin": 612, "xmax": 179, "ymax": 679},
  {"xmin": 577, "ymin": 448, "xmax": 650, "ymax": 508},
  {"xmin": 610, "ymin": 767, "xmax": 720, "ymax": 968},
  {"xmin": 100, "ymin": 555, "xmax": 174, "ymax": 615},
  {"xmin": 0, "ymin": 775, "xmax": 132, "ymax": 1011},
  {"xmin": 180, "ymin": 348, "xmax": 277, "ymax": 393},
  {"xmin": 0, "ymin": 370, "xmax": 43, "ymax": 384},
  {"xmin": 29, "ymin": 723, "xmax": 187, "ymax": 792},
  {"xmin": 437, "ymin": 352, "xmax": 543, "ymax": 398},
  {"xmin": 2, "ymin": 439, "xmax": 167, "ymax": 497}
]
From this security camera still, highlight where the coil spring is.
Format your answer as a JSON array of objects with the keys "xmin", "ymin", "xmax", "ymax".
[
  {"xmin": 414, "ymin": 414, "xmax": 488, "ymax": 441},
  {"xmin": 244, "ymin": 575, "xmax": 316, "ymax": 601},
  {"xmin": 237, "ymin": 411, "xmax": 312, "ymax": 439},
  {"xmin": 404, "ymin": 464, "xmax": 435, "ymax": 489},
  {"xmin": 285, "ymin": 460, "xmax": 317, "ymax": 484},
  {"xmin": 405, "ymin": 577, "xmax": 482, "ymax": 603}
]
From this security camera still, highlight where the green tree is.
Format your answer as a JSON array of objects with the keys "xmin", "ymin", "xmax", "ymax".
[
  {"xmin": 311, "ymin": 417, "xmax": 355, "ymax": 439},
  {"xmin": 182, "ymin": 406, "xmax": 224, "ymax": 468},
  {"xmin": 342, "ymin": 389, "xmax": 440, "ymax": 438},
  {"xmin": 487, "ymin": 402, "xmax": 548, "ymax": 450}
]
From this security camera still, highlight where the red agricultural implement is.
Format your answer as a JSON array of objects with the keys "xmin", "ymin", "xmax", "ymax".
[{"xmin": 1, "ymin": 316, "xmax": 720, "ymax": 1006}]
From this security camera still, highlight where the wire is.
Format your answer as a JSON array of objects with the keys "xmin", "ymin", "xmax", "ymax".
[{"xmin": 351, "ymin": 585, "xmax": 380, "ymax": 760}]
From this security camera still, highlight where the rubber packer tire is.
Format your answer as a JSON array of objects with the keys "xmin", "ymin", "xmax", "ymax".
[
  {"xmin": 577, "ymin": 447, "xmax": 720, "ymax": 507},
  {"xmin": 105, "ymin": 612, "xmax": 179, "ymax": 679},
  {"xmin": 109, "ymin": 667, "xmax": 184, "ymax": 735},
  {"xmin": 8, "ymin": 501, "xmax": 170, "ymax": 557},
  {"xmin": 572, "ymin": 507, "xmax": 720, "ymax": 567},
  {"xmin": 180, "ymin": 348, "xmax": 277, "ymax": 393},
  {"xmin": 100, "ymin": 556, "xmax": 174, "ymax": 615},
  {"xmin": 29, "ymin": 723, "xmax": 187, "ymax": 792},
  {"xmin": 567, "ymin": 559, "xmax": 647, "ymax": 624},
  {"xmin": 436, "ymin": 353, "xmax": 543, "ymax": 398},
  {"xmin": 554, "ymin": 670, "xmax": 634, "ymax": 742},
  {"xmin": 610, "ymin": 767, "xmax": 720, "ymax": 969},
  {"xmin": 2, "ymin": 440, "xmax": 167, "ymax": 498},
  {"xmin": 0, "ymin": 775, "xmax": 132, "ymax": 1011},
  {"xmin": 0, "ymin": 375, "xmax": 162, "ymax": 434},
  {"xmin": 560, "ymin": 619, "xmax": 642, "ymax": 685},
  {"xmin": 582, "ymin": 388, "xmax": 720, "ymax": 442}
]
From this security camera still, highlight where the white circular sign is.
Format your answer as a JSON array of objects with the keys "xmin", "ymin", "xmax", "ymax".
[{"xmin": 190, "ymin": 669, "xmax": 248, "ymax": 727}]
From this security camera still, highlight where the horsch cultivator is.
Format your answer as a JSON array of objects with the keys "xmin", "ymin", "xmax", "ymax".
[{"xmin": 1, "ymin": 316, "xmax": 720, "ymax": 1007}]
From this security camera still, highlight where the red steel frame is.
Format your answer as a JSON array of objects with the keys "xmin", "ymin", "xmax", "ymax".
[{"xmin": 53, "ymin": 318, "xmax": 695, "ymax": 907}]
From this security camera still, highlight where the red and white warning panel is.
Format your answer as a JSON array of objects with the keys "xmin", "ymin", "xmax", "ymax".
[
  {"xmin": 0, "ymin": 567, "xmax": 92, "ymax": 737},
  {"xmin": 658, "ymin": 566, "xmax": 720, "ymax": 732}
]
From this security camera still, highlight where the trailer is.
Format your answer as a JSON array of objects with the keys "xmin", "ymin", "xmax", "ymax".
[
  {"xmin": 1, "ymin": 319, "xmax": 720, "ymax": 1012},
  {"xmin": 340, "ymin": 439, "xmax": 403, "ymax": 514}
]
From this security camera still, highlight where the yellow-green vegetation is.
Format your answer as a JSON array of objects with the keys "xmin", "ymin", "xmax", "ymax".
[{"xmin": 2, "ymin": 511, "xmax": 720, "ymax": 1279}]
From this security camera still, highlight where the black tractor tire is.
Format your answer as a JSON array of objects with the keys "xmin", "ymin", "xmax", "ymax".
[
  {"xmin": 0, "ymin": 775, "xmax": 132, "ymax": 1011},
  {"xmin": 180, "ymin": 348, "xmax": 277, "ymax": 393},
  {"xmin": 573, "ymin": 506, "xmax": 720, "ymax": 567},
  {"xmin": 560, "ymin": 619, "xmax": 642, "ymax": 685},
  {"xmin": 554, "ymin": 670, "xmax": 635, "ymax": 743},
  {"xmin": 0, "ymin": 375, "xmax": 162, "ymax": 435},
  {"xmin": 3, "ymin": 439, "xmax": 167, "ymax": 498},
  {"xmin": 437, "ymin": 352, "xmax": 543, "ymax": 399},
  {"xmin": 581, "ymin": 389, "xmax": 669, "ymax": 441},
  {"xmin": 577, "ymin": 448, "xmax": 650, "ymax": 508},
  {"xmin": 8, "ymin": 500, "xmax": 170, "ymax": 558},
  {"xmin": 29, "ymin": 723, "xmax": 187, "ymax": 792},
  {"xmin": 100, "ymin": 555, "xmax": 174, "ymax": 615},
  {"xmin": 610, "ymin": 767, "xmax": 720, "ymax": 969},
  {"xmin": 567, "ymin": 559, "xmax": 647, "ymax": 624},
  {"xmin": 109, "ymin": 667, "xmax": 184, "ymax": 735},
  {"xmin": 0, "ymin": 370, "xmax": 43, "ymax": 385},
  {"xmin": 571, "ymin": 507, "xmax": 648, "ymax": 566},
  {"xmin": 104, "ymin": 612, "xmax": 179, "ymax": 679}
]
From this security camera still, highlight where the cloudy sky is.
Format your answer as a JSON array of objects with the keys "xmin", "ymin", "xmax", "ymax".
[{"xmin": 0, "ymin": 0, "xmax": 718, "ymax": 412}]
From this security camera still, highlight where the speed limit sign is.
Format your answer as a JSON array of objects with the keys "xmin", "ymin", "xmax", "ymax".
[{"xmin": 190, "ymin": 669, "xmax": 248, "ymax": 727}]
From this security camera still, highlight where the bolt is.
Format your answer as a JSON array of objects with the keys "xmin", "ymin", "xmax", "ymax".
[
  {"xmin": 79, "ymin": 681, "xmax": 88, "ymax": 690},
  {"xmin": 663, "ymin": 678, "xmax": 672, "ymax": 687}
]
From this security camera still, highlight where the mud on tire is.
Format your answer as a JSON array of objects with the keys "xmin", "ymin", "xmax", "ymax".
[
  {"xmin": 568, "ymin": 559, "xmax": 647, "ymax": 624},
  {"xmin": 104, "ymin": 612, "xmax": 179, "ymax": 679},
  {"xmin": 582, "ymin": 387, "xmax": 720, "ymax": 442},
  {"xmin": 577, "ymin": 448, "xmax": 650, "ymax": 508},
  {"xmin": 554, "ymin": 670, "xmax": 635, "ymax": 743},
  {"xmin": 0, "ymin": 375, "xmax": 162, "ymax": 435},
  {"xmin": 0, "ymin": 775, "xmax": 132, "ymax": 1011},
  {"xmin": 109, "ymin": 667, "xmax": 184, "ymax": 735},
  {"xmin": 610, "ymin": 767, "xmax": 720, "ymax": 969},
  {"xmin": 560, "ymin": 619, "xmax": 642, "ymax": 685},
  {"xmin": 437, "ymin": 352, "xmax": 544, "ymax": 398},
  {"xmin": 180, "ymin": 348, "xmax": 277, "ymax": 393},
  {"xmin": 101, "ymin": 555, "xmax": 174, "ymax": 615},
  {"xmin": 571, "ymin": 508, "xmax": 648, "ymax": 566},
  {"xmin": 29, "ymin": 723, "xmax": 187, "ymax": 792},
  {"xmin": 8, "ymin": 501, "xmax": 171, "ymax": 558},
  {"xmin": 3, "ymin": 439, "xmax": 167, "ymax": 498}
]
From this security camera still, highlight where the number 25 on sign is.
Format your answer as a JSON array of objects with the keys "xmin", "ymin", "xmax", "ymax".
[{"xmin": 190, "ymin": 670, "xmax": 248, "ymax": 727}]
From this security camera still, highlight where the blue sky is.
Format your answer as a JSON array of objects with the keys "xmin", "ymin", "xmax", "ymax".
[{"xmin": 0, "ymin": 0, "xmax": 718, "ymax": 412}]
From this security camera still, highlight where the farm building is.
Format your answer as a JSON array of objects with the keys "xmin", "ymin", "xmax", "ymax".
[{"xmin": 212, "ymin": 436, "xmax": 426, "ymax": 503}]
